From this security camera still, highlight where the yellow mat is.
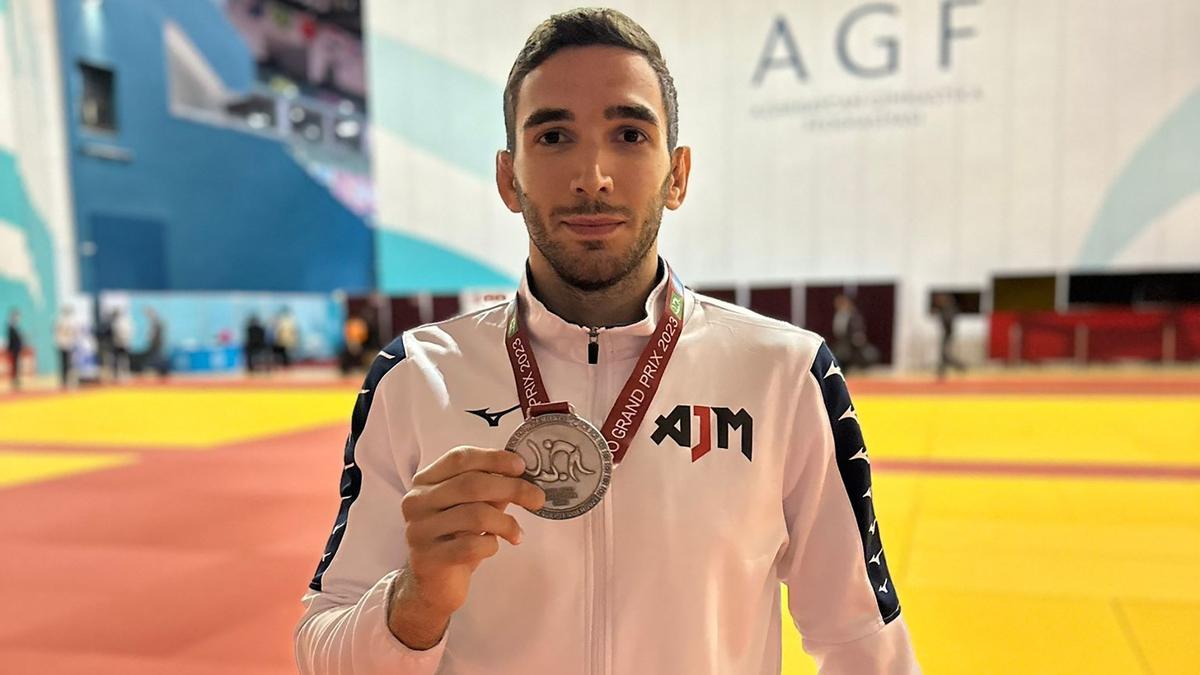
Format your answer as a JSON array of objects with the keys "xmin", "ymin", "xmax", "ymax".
[
  {"xmin": 0, "ymin": 450, "xmax": 137, "ymax": 488},
  {"xmin": 857, "ymin": 395, "xmax": 1200, "ymax": 466},
  {"xmin": 1, "ymin": 387, "xmax": 1197, "ymax": 673},
  {"xmin": 0, "ymin": 388, "xmax": 355, "ymax": 448},
  {"xmin": 779, "ymin": 393, "xmax": 1200, "ymax": 673}
]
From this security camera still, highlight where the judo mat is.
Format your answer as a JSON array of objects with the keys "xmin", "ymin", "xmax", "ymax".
[{"xmin": 0, "ymin": 372, "xmax": 1197, "ymax": 674}]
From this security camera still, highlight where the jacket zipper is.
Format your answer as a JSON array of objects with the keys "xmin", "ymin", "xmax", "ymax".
[
  {"xmin": 584, "ymin": 326, "xmax": 607, "ymax": 675},
  {"xmin": 587, "ymin": 327, "xmax": 600, "ymax": 364},
  {"xmin": 582, "ymin": 328, "xmax": 596, "ymax": 675},
  {"xmin": 598, "ymin": 453, "xmax": 612, "ymax": 675}
]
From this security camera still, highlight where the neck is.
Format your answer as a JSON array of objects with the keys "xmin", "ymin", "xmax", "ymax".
[{"xmin": 528, "ymin": 253, "xmax": 661, "ymax": 328}]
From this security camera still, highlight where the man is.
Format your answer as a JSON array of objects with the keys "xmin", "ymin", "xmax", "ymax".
[
  {"xmin": 831, "ymin": 293, "xmax": 874, "ymax": 373},
  {"xmin": 273, "ymin": 307, "xmax": 299, "ymax": 369},
  {"xmin": 5, "ymin": 308, "xmax": 22, "ymax": 391},
  {"xmin": 295, "ymin": 8, "xmax": 918, "ymax": 674},
  {"xmin": 340, "ymin": 312, "xmax": 369, "ymax": 376},
  {"xmin": 94, "ymin": 309, "xmax": 114, "ymax": 382},
  {"xmin": 933, "ymin": 293, "xmax": 966, "ymax": 380},
  {"xmin": 139, "ymin": 307, "xmax": 168, "ymax": 378},
  {"xmin": 244, "ymin": 314, "xmax": 267, "ymax": 374},
  {"xmin": 110, "ymin": 307, "xmax": 133, "ymax": 381},
  {"xmin": 55, "ymin": 306, "xmax": 78, "ymax": 389}
]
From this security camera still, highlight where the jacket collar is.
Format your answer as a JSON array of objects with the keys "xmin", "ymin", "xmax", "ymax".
[{"xmin": 515, "ymin": 257, "xmax": 694, "ymax": 364}]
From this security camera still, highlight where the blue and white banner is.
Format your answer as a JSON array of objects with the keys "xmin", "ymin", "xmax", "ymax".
[{"xmin": 0, "ymin": 0, "xmax": 76, "ymax": 374}]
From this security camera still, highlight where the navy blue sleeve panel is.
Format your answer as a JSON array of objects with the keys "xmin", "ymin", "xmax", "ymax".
[
  {"xmin": 309, "ymin": 336, "xmax": 408, "ymax": 592},
  {"xmin": 808, "ymin": 341, "xmax": 901, "ymax": 624}
]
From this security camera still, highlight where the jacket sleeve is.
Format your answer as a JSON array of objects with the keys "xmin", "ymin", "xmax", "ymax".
[
  {"xmin": 777, "ymin": 341, "xmax": 920, "ymax": 674},
  {"xmin": 294, "ymin": 339, "xmax": 448, "ymax": 674}
]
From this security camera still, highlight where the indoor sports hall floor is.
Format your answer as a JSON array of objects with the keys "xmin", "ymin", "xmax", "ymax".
[{"xmin": 0, "ymin": 368, "xmax": 1197, "ymax": 674}]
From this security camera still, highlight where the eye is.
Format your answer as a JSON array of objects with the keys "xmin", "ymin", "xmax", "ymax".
[
  {"xmin": 537, "ymin": 130, "xmax": 567, "ymax": 145},
  {"xmin": 620, "ymin": 128, "xmax": 647, "ymax": 143}
]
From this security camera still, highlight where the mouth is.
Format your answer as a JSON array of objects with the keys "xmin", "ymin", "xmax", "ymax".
[{"xmin": 561, "ymin": 216, "xmax": 626, "ymax": 237}]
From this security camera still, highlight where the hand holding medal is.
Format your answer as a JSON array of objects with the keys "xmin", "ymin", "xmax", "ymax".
[{"xmin": 388, "ymin": 446, "xmax": 547, "ymax": 648}]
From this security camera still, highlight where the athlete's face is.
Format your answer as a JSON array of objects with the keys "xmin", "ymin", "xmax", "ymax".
[{"xmin": 497, "ymin": 46, "xmax": 690, "ymax": 292}]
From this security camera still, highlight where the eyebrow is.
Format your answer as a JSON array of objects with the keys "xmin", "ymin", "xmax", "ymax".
[
  {"xmin": 521, "ymin": 104, "xmax": 661, "ymax": 131},
  {"xmin": 523, "ymin": 108, "xmax": 572, "ymax": 130},
  {"xmin": 604, "ymin": 104, "xmax": 659, "ymax": 126}
]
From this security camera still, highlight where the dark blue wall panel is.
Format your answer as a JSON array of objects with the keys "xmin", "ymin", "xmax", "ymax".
[
  {"xmin": 91, "ymin": 212, "xmax": 166, "ymax": 291},
  {"xmin": 59, "ymin": 0, "xmax": 373, "ymax": 293}
]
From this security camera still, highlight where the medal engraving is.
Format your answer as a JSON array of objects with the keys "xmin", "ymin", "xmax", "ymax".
[{"xmin": 505, "ymin": 412, "xmax": 612, "ymax": 520}]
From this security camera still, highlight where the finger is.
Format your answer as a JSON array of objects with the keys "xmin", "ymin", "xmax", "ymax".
[
  {"xmin": 410, "ymin": 503, "xmax": 522, "ymax": 546},
  {"xmin": 427, "ymin": 533, "xmax": 501, "ymax": 566},
  {"xmin": 414, "ymin": 446, "xmax": 526, "ymax": 486},
  {"xmin": 401, "ymin": 472, "xmax": 542, "ymax": 521},
  {"xmin": 407, "ymin": 502, "xmax": 523, "ymax": 547},
  {"xmin": 420, "ymin": 471, "xmax": 545, "ymax": 514}
]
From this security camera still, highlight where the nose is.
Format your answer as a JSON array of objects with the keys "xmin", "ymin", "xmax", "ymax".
[{"xmin": 569, "ymin": 153, "xmax": 614, "ymax": 198}]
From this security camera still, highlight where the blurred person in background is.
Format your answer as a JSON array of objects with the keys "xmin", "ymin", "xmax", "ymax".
[
  {"xmin": 272, "ymin": 306, "xmax": 299, "ymax": 369},
  {"xmin": 110, "ymin": 307, "xmax": 133, "ymax": 382},
  {"xmin": 831, "ymin": 293, "xmax": 876, "ymax": 372},
  {"xmin": 5, "ymin": 308, "xmax": 23, "ymax": 391},
  {"xmin": 339, "ymin": 311, "xmax": 369, "ymax": 376},
  {"xmin": 244, "ymin": 314, "xmax": 268, "ymax": 374},
  {"xmin": 55, "ymin": 305, "xmax": 78, "ymax": 389},
  {"xmin": 95, "ymin": 309, "xmax": 114, "ymax": 382},
  {"xmin": 136, "ymin": 307, "xmax": 169, "ymax": 378},
  {"xmin": 363, "ymin": 298, "xmax": 383, "ymax": 356},
  {"xmin": 933, "ymin": 293, "xmax": 966, "ymax": 380}
]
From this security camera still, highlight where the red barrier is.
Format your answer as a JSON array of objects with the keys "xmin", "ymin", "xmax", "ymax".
[
  {"xmin": 1178, "ymin": 309, "xmax": 1200, "ymax": 361},
  {"xmin": 989, "ymin": 308, "xmax": 1200, "ymax": 363}
]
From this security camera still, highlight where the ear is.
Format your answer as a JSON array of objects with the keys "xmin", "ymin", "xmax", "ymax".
[
  {"xmin": 496, "ymin": 149, "xmax": 523, "ymax": 213},
  {"xmin": 664, "ymin": 146, "xmax": 691, "ymax": 210}
]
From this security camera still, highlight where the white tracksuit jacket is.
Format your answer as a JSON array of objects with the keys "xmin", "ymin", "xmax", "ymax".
[{"xmin": 295, "ymin": 260, "xmax": 920, "ymax": 674}]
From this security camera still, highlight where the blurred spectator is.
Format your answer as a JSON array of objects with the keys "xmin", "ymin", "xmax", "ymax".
[
  {"xmin": 340, "ymin": 312, "xmax": 368, "ymax": 375},
  {"xmin": 6, "ymin": 308, "xmax": 23, "ymax": 392},
  {"xmin": 272, "ymin": 307, "xmax": 299, "ymax": 369},
  {"xmin": 55, "ymin": 306, "xmax": 79, "ymax": 389},
  {"xmin": 934, "ymin": 293, "xmax": 967, "ymax": 380},
  {"xmin": 112, "ymin": 308, "xmax": 133, "ymax": 381},
  {"xmin": 136, "ymin": 307, "xmax": 169, "ymax": 378},
  {"xmin": 96, "ymin": 310, "xmax": 114, "ymax": 381},
  {"xmin": 245, "ymin": 314, "xmax": 269, "ymax": 373},
  {"xmin": 831, "ymin": 294, "xmax": 877, "ymax": 372},
  {"xmin": 363, "ymin": 305, "xmax": 382, "ymax": 356}
]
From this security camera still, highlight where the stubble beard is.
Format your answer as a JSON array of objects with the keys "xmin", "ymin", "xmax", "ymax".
[{"xmin": 518, "ymin": 174, "xmax": 670, "ymax": 293}]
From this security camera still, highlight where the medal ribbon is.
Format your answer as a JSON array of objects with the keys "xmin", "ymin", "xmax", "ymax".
[{"xmin": 504, "ymin": 264, "xmax": 687, "ymax": 464}]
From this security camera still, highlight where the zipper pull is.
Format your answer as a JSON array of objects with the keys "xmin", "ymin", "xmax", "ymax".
[{"xmin": 587, "ymin": 327, "xmax": 599, "ymax": 365}]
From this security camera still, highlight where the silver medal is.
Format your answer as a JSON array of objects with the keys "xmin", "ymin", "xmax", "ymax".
[{"xmin": 505, "ymin": 412, "xmax": 612, "ymax": 520}]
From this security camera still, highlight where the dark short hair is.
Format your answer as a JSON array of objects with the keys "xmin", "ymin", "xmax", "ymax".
[{"xmin": 503, "ymin": 7, "xmax": 679, "ymax": 154}]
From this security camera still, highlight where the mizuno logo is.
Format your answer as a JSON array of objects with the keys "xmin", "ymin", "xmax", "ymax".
[{"xmin": 466, "ymin": 404, "xmax": 522, "ymax": 427}]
